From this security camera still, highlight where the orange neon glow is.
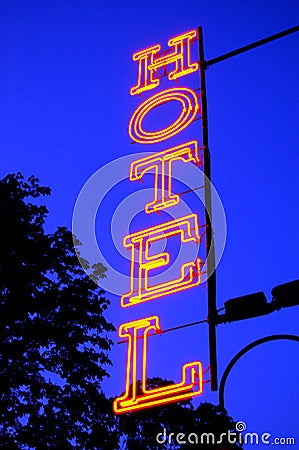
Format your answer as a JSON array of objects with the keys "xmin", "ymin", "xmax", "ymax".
[
  {"xmin": 129, "ymin": 87, "xmax": 200, "ymax": 144},
  {"xmin": 121, "ymin": 214, "xmax": 202, "ymax": 307},
  {"xmin": 130, "ymin": 141, "xmax": 202, "ymax": 213},
  {"xmin": 130, "ymin": 30, "xmax": 199, "ymax": 96},
  {"xmin": 113, "ymin": 316, "xmax": 203, "ymax": 414}
]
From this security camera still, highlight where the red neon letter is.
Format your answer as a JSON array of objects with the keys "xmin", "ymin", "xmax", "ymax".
[
  {"xmin": 130, "ymin": 30, "xmax": 199, "ymax": 96},
  {"xmin": 113, "ymin": 316, "xmax": 203, "ymax": 413},
  {"xmin": 129, "ymin": 87, "xmax": 200, "ymax": 144},
  {"xmin": 121, "ymin": 214, "xmax": 202, "ymax": 307},
  {"xmin": 130, "ymin": 141, "xmax": 202, "ymax": 213}
]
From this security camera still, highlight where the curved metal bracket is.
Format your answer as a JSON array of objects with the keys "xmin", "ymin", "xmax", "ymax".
[{"xmin": 219, "ymin": 334, "xmax": 299, "ymax": 409}]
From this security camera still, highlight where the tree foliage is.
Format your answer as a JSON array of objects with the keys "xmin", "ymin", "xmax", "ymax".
[
  {"xmin": 0, "ymin": 173, "xmax": 243, "ymax": 449},
  {"xmin": 0, "ymin": 173, "xmax": 116, "ymax": 449}
]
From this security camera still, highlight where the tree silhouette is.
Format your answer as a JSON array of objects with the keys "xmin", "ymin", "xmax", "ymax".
[
  {"xmin": 0, "ymin": 173, "xmax": 243, "ymax": 449},
  {"xmin": 0, "ymin": 173, "xmax": 116, "ymax": 449}
]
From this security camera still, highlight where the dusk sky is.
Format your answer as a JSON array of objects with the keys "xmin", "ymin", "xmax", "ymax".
[{"xmin": 1, "ymin": 1, "xmax": 298, "ymax": 447}]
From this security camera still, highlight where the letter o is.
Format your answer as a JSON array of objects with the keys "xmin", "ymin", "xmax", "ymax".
[{"xmin": 129, "ymin": 87, "xmax": 199, "ymax": 144}]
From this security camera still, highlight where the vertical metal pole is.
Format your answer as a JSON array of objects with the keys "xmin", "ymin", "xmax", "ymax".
[{"xmin": 198, "ymin": 26, "xmax": 218, "ymax": 391}]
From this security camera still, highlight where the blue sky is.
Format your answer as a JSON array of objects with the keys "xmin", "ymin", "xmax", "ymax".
[{"xmin": 1, "ymin": 0, "xmax": 298, "ymax": 447}]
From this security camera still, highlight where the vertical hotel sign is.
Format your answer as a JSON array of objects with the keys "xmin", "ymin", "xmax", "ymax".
[{"xmin": 114, "ymin": 30, "xmax": 205, "ymax": 414}]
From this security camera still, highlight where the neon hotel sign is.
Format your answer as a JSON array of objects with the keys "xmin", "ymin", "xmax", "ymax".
[{"xmin": 113, "ymin": 30, "xmax": 205, "ymax": 414}]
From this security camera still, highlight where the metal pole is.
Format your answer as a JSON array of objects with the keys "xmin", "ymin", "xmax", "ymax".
[
  {"xmin": 219, "ymin": 334, "xmax": 299, "ymax": 409},
  {"xmin": 198, "ymin": 26, "xmax": 218, "ymax": 391},
  {"xmin": 196, "ymin": 23, "xmax": 298, "ymax": 393},
  {"xmin": 204, "ymin": 25, "xmax": 299, "ymax": 67}
]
